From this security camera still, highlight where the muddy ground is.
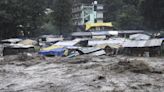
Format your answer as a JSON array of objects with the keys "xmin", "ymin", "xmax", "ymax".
[{"xmin": 0, "ymin": 54, "xmax": 164, "ymax": 92}]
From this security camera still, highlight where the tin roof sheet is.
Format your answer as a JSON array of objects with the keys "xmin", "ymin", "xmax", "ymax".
[{"xmin": 123, "ymin": 39, "xmax": 163, "ymax": 47}]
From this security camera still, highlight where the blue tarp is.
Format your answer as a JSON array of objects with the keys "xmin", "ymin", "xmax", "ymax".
[{"xmin": 39, "ymin": 48, "xmax": 65, "ymax": 56}]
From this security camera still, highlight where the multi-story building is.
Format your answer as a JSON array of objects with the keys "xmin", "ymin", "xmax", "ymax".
[{"xmin": 72, "ymin": 0, "xmax": 104, "ymax": 26}]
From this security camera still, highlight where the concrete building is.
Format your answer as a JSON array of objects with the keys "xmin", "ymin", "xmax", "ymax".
[{"xmin": 72, "ymin": 0, "xmax": 104, "ymax": 26}]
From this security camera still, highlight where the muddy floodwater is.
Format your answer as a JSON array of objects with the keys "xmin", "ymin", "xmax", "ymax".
[{"xmin": 0, "ymin": 54, "xmax": 164, "ymax": 92}]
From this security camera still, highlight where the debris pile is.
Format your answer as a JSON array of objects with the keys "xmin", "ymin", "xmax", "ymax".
[
  {"xmin": 37, "ymin": 31, "xmax": 164, "ymax": 57},
  {"xmin": 1, "ymin": 30, "xmax": 164, "ymax": 57}
]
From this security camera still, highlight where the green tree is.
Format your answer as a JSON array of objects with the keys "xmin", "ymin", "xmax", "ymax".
[
  {"xmin": 0, "ymin": 0, "xmax": 18, "ymax": 39},
  {"xmin": 116, "ymin": 0, "xmax": 144, "ymax": 30},
  {"xmin": 14, "ymin": 0, "xmax": 47, "ymax": 37},
  {"xmin": 103, "ymin": 0, "xmax": 144, "ymax": 30},
  {"xmin": 51, "ymin": 0, "xmax": 73, "ymax": 35},
  {"xmin": 141, "ymin": 0, "xmax": 164, "ymax": 31},
  {"xmin": 0, "ymin": 0, "xmax": 48, "ymax": 39},
  {"xmin": 103, "ymin": 0, "xmax": 124, "ymax": 22}
]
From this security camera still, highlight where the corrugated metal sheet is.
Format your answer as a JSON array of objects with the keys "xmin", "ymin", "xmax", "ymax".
[
  {"xmin": 2, "ymin": 38, "xmax": 22, "ymax": 43},
  {"xmin": 66, "ymin": 46, "xmax": 81, "ymax": 50},
  {"xmin": 123, "ymin": 39, "xmax": 163, "ymax": 47},
  {"xmin": 55, "ymin": 39, "xmax": 82, "ymax": 46},
  {"xmin": 96, "ymin": 44, "xmax": 121, "ymax": 49},
  {"xmin": 88, "ymin": 38, "xmax": 127, "ymax": 46},
  {"xmin": 8, "ymin": 44, "xmax": 34, "ymax": 48},
  {"xmin": 55, "ymin": 41, "xmax": 79, "ymax": 46},
  {"xmin": 46, "ymin": 37, "xmax": 63, "ymax": 43},
  {"xmin": 108, "ymin": 31, "xmax": 118, "ymax": 35},
  {"xmin": 91, "ymin": 31, "xmax": 109, "ymax": 36},
  {"xmin": 117, "ymin": 30, "xmax": 145, "ymax": 34},
  {"xmin": 91, "ymin": 31, "xmax": 118, "ymax": 36},
  {"xmin": 72, "ymin": 30, "xmax": 146, "ymax": 37},
  {"xmin": 71, "ymin": 32, "xmax": 92, "ymax": 36},
  {"xmin": 78, "ymin": 47, "xmax": 101, "ymax": 54},
  {"xmin": 90, "ymin": 50, "xmax": 106, "ymax": 56},
  {"xmin": 129, "ymin": 34, "xmax": 150, "ymax": 40},
  {"xmin": 92, "ymin": 36, "xmax": 106, "ymax": 39}
]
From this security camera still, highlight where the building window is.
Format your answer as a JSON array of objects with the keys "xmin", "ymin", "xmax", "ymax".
[
  {"xmin": 97, "ymin": 13, "xmax": 103, "ymax": 18},
  {"xmin": 97, "ymin": 6, "xmax": 103, "ymax": 10}
]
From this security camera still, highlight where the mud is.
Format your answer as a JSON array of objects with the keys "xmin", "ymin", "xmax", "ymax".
[{"xmin": 0, "ymin": 55, "xmax": 164, "ymax": 92}]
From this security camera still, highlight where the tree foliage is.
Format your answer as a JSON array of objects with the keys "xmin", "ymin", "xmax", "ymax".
[
  {"xmin": 0, "ymin": 0, "xmax": 47, "ymax": 39},
  {"xmin": 51, "ymin": 0, "xmax": 73, "ymax": 35},
  {"xmin": 141, "ymin": 0, "xmax": 164, "ymax": 30},
  {"xmin": 0, "ymin": 0, "xmax": 164, "ymax": 39},
  {"xmin": 103, "ymin": 0, "xmax": 144, "ymax": 30}
]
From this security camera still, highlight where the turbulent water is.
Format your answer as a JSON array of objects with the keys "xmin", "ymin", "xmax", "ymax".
[{"xmin": 0, "ymin": 54, "xmax": 164, "ymax": 92}]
